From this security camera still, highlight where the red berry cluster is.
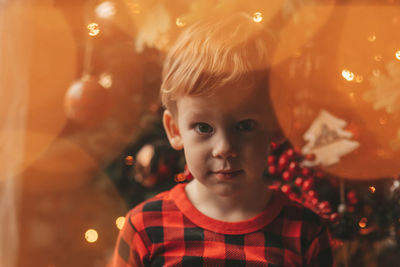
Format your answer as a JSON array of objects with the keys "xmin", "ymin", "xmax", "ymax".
[{"xmin": 268, "ymin": 147, "xmax": 339, "ymax": 223}]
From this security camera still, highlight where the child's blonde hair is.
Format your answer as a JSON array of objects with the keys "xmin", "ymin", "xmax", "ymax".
[{"xmin": 160, "ymin": 12, "xmax": 276, "ymax": 113}]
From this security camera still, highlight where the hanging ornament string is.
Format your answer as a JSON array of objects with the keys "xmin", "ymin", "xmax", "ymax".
[{"xmin": 83, "ymin": 0, "xmax": 98, "ymax": 77}]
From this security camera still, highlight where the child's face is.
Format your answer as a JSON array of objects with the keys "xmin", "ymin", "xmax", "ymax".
[{"xmin": 163, "ymin": 84, "xmax": 277, "ymax": 197}]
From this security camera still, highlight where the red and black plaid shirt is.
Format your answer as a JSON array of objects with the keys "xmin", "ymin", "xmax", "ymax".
[{"xmin": 110, "ymin": 183, "xmax": 333, "ymax": 267}]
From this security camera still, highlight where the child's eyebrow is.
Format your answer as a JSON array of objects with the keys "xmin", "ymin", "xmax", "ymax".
[{"xmin": 184, "ymin": 111, "xmax": 208, "ymax": 120}]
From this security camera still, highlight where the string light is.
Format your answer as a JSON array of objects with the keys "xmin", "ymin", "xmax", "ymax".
[
  {"xmin": 395, "ymin": 50, "xmax": 400, "ymax": 60},
  {"xmin": 176, "ymin": 18, "xmax": 186, "ymax": 27},
  {"xmin": 358, "ymin": 217, "xmax": 368, "ymax": 228},
  {"xmin": 99, "ymin": 73, "xmax": 113, "ymax": 88},
  {"xmin": 377, "ymin": 149, "xmax": 385, "ymax": 157},
  {"xmin": 379, "ymin": 117, "xmax": 387, "ymax": 125},
  {"xmin": 116, "ymin": 217, "xmax": 126, "ymax": 230},
  {"xmin": 374, "ymin": 55, "xmax": 382, "ymax": 62},
  {"xmin": 368, "ymin": 35, "xmax": 376, "ymax": 42},
  {"xmin": 95, "ymin": 1, "xmax": 116, "ymax": 19},
  {"xmin": 87, "ymin": 23, "xmax": 100, "ymax": 36},
  {"xmin": 252, "ymin": 12, "xmax": 263, "ymax": 23},
  {"xmin": 125, "ymin": 155, "xmax": 134, "ymax": 166},
  {"xmin": 85, "ymin": 229, "xmax": 98, "ymax": 243},
  {"xmin": 368, "ymin": 186, "xmax": 376, "ymax": 193},
  {"xmin": 355, "ymin": 75, "xmax": 363, "ymax": 83},
  {"xmin": 372, "ymin": 69, "xmax": 381, "ymax": 77},
  {"xmin": 131, "ymin": 3, "xmax": 140, "ymax": 14},
  {"xmin": 342, "ymin": 69, "xmax": 354, "ymax": 81}
]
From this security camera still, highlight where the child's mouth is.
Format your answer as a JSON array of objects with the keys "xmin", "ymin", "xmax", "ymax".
[{"xmin": 212, "ymin": 170, "xmax": 243, "ymax": 180}]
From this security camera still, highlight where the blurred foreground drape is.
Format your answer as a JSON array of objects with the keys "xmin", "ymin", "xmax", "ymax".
[{"xmin": 0, "ymin": 1, "xmax": 31, "ymax": 266}]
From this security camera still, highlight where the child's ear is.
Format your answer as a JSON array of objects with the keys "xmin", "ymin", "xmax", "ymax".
[{"xmin": 163, "ymin": 110, "xmax": 183, "ymax": 150}]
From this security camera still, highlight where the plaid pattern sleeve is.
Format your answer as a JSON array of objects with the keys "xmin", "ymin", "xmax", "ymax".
[{"xmin": 110, "ymin": 183, "xmax": 333, "ymax": 267}]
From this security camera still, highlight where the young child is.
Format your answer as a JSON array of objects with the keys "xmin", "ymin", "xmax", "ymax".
[{"xmin": 111, "ymin": 12, "xmax": 333, "ymax": 267}]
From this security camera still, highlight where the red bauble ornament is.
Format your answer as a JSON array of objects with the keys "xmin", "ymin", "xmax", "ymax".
[{"xmin": 65, "ymin": 75, "xmax": 113, "ymax": 127}]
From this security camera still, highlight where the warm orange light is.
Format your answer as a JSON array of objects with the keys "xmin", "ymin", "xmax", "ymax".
[
  {"xmin": 368, "ymin": 35, "xmax": 376, "ymax": 42},
  {"xmin": 342, "ymin": 69, "xmax": 354, "ymax": 81},
  {"xmin": 377, "ymin": 149, "xmax": 385, "ymax": 157},
  {"xmin": 85, "ymin": 229, "xmax": 98, "ymax": 243},
  {"xmin": 116, "ymin": 216, "xmax": 126, "ymax": 230},
  {"xmin": 125, "ymin": 155, "xmax": 134, "ymax": 166},
  {"xmin": 355, "ymin": 75, "xmax": 363, "ymax": 83},
  {"xmin": 99, "ymin": 73, "xmax": 113, "ymax": 88},
  {"xmin": 379, "ymin": 117, "xmax": 387, "ymax": 125},
  {"xmin": 372, "ymin": 69, "xmax": 381, "ymax": 77},
  {"xmin": 176, "ymin": 18, "xmax": 186, "ymax": 27},
  {"xmin": 358, "ymin": 217, "xmax": 368, "ymax": 228},
  {"xmin": 87, "ymin": 23, "xmax": 100, "ymax": 36},
  {"xmin": 131, "ymin": 3, "xmax": 140, "ymax": 14},
  {"xmin": 396, "ymin": 50, "xmax": 400, "ymax": 60},
  {"xmin": 374, "ymin": 55, "xmax": 382, "ymax": 62},
  {"xmin": 95, "ymin": 1, "xmax": 116, "ymax": 19},
  {"xmin": 253, "ymin": 12, "xmax": 263, "ymax": 23},
  {"xmin": 368, "ymin": 186, "xmax": 376, "ymax": 193}
]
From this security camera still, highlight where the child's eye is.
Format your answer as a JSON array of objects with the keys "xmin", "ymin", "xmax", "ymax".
[
  {"xmin": 237, "ymin": 120, "xmax": 256, "ymax": 132},
  {"xmin": 194, "ymin": 123, "xmax": 214, "ymax": 134}
]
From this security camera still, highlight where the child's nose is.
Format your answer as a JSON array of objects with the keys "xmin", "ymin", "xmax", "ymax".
[{"xmin": 211, "ymin": 134, "xmax": 238, "ymax": 159}]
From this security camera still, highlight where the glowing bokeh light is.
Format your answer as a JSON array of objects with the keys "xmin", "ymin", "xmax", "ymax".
[
  {"xmin": 95, "ymin": 1, "xmax": 116, "ymax": 19},
  {"xmin": 116, "ymin": 216, "xmax": 126, "ymax": 230},
  {"xmin": 396, "ymin": 50, "xmax": 400, "ymax": 60},
  {"xmin": 125, "ymin": 155, "xmax": 134, "ymax": 166},
  {"xmin": 131, "ymin": 3, "xmax": 140, "ymax": 14},
  {"xmin": 372, "ymin": 69, "xmax": 381, "ymax": 77},
  {"xmin": 368, "ymin": 186, "xmax": 376, "ymax": 193},
  {"xmin": 374, "ymin": 55, "xmax": 382, "ymax": 62},
  {"xmin": 99, "ymin": 73, "xmax": 113, "ymax": 88},
  {"xmin": 85, "ymin": 229, "xmax": 98, "ymax": 243},
  {"xmin": 358, "ymin": 217, "xmax": 368, "ymax": 228},
  {"xmin": 176, "ymin": 18, "xmax": 186, "ymax": 27},
  {"xmin": 368, "ymin": 35, "xmax": 376, "ymax": 42},
  {"xmin": 355, "ymin": 75, "xmax": 363, "ymax": 83},
  {"xmin": 379, "ymin": 117, "xmax": 387, "ymax": 125},
  {"xmin": 252, "ymin": 12, "xmax": 263, "ymax": 23},
  {"xmin": 87, "ymin": 23, "xmax": 100, "ymax": 36},
  {"xmin": 342, "ymin": 69, "xmax": 354, "ymax": 81},
  {"xmin": 377, "ymin": 149, "xmax": 385, "ymax": 157}
]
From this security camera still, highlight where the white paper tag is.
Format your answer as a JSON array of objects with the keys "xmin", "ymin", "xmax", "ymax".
[{"xmin": 302, "ymin": 110, "xmax": 360, "ymax": 167}]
